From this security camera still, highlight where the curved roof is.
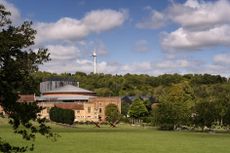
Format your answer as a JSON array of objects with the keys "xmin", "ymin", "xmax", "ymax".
[
  {"xmin": 44, "ymin": 84, "xmax": 94, "ymax": 94},
  {"xmin": 36, "ymin": 95, "xmax": 94, "ymax": 101}
]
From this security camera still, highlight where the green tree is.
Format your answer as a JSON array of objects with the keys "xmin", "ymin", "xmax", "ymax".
[
  {"xmin": 128, "ymin": 98, "xmax": 148, "ymax": 119},
  {"xmin": 193, "ymin": 84, "xmax": 230, "ymax": 128},
  {"xmin": 193, "ymin": 101, "xmax": 216, "ymax": 129},
  {"xmin": 95, "ymin": 87, "xmax": 113, "ymax": 96},
  {"xmin": 157, "ymin": 82, "xmax": 194, "ymax": 130},
  {"xmin": 0, "ymin": 5, "xmax": 53, "ymax": 152},
  {"xmin": 105, "ymin": 104, "xmax": 121, "ymax": 124},
  {"xmin": 121, "ymin": 102, "xmax": 130, "ymax": 117}
]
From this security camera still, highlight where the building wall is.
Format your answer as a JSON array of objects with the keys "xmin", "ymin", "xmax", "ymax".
[
  {"xmin": 89, "ymin": 97, "xmax": 121, "ymax": 121},
  {"xmin": 75, "ymin": 102, "xmax": 98, "ymax": 122},
  {"xmin": 0, "ymin": 105, "xmax": 4, "ymax": 115},
  {"xmin": 38, "ymin": 102, "xmax": 55, "ymax": 119},
  {"xmin": 38, "ymin": 97, "xmax": 121, "ymax": 122}
]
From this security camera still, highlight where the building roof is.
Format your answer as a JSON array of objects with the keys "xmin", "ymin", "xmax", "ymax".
[
  {"xmin": 36, "ymin": 95, "xmax": 94, "ymax": 101},
  {"xmin": 55, "ymin": 103, "xmax": 84, "ymax": 110},
  {"xmin": 44, "ymin": 84, "xmax": 94, "ymax": 94},
  {"xmin": 43, "ymin": 77, "xmax": 75, "ymax": 82},
  {"xmin": 18, "ymin": 94, "xmax": 35, "ymax": 103}
]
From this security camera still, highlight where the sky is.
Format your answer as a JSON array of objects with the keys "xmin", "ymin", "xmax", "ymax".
[{"xmin": 1, "ymin": 0, "xmax": 230, "ymax": 76}]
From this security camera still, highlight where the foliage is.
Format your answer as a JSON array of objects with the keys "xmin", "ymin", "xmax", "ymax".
[
  {"xmin": 32, "ymin": 71, "xmax": 228, "ymax": 98},
  {"xmin": 49, "ymin": 107, "xmax": 75, "ymax": 125},
  {"xmin": 95, "ymin": 88, "xmax": 113, "ymax": 96},
  {"xmin": 0, "ymin": 4, "xmax": 53, "ymax": 152},
  {"xmin": 157, "ymin": 82, "xmax": 195, "ymax": 130},
  {"xmin": 29, "ymin": 70, "xmax": 230, "ymax": 129},
  {"xmin": 193, "ymin": 84, "xmax": 230, "ymax": 128},
  {"xmin": 105, "ymin": 104, "xmax": 121, "ymax": 124},
  {"xmin": 128, "ymin": 98, "xmax": 148, "ymax": 119},
  {"xmin": 121, "ymin": 102, "xmax": 130, "ymax": 117},
  {"xmin": 193, "ymin": 101, "xmax": 216, "ymax": 129}
]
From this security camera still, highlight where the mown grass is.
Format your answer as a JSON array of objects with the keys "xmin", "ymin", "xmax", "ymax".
[{"xmin": 1, "ymin": 118, "xmax": 230, "ymax": 153}]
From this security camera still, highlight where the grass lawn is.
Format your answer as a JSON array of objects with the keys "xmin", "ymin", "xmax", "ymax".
[{"xmin": 1, "ymin": 119, "xmax": 230, "ymax": 153}]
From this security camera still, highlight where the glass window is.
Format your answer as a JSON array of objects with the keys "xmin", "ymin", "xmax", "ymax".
[{"xmin": 88, "ymin": 107, "xmax": 91, "ymax": 113}]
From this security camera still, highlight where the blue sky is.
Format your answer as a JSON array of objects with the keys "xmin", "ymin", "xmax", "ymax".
[{"xmin": 1, "ymin": 0, "xmax": 230, "ymax": 76}]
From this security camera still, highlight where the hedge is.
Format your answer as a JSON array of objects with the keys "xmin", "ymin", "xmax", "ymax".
[{"xmin": 49, "ymin": 107, "xmax": 75, "ymax": 125}]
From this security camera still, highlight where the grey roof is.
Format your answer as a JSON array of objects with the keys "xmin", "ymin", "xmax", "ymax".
[
  {"xmin": 43, "ymin": 77, "xmax": 75, "ymax": 82},
  {"xmin": 36, "ymin": 95, "xmax": 95, "ymax": 101},
  {"xmin": 44, "ymin": 84, "xmax": 94, "ymax": 94}
]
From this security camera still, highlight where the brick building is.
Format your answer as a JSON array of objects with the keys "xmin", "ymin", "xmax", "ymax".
[
  {"xmin": 0, "ymin": 82, "xmax": 121, "ymax": 122},
  {"xmin": 37, "ymin": 83, "xmax": 121, "ymax": 122}
]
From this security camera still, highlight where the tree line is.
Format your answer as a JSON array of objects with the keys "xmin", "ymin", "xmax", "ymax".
[
  {"xmin": 30, "ymin": 71, "xmax": 230, "ymax": 130},
  {"xmin": 29, "ymin": 71, "xmax": 228, "ymax": 96}
]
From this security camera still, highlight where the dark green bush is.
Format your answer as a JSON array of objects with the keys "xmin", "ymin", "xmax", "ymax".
[
  {"xmin": 49, "ymin": 107, "xmax": 75, "ymax": 125},
  {"xmin": 159, "ymin": 123, "xmax": 174, "ymax": 130}
]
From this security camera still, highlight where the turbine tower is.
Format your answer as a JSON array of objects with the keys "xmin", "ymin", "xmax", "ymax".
[{"xmin": 92, "ymin": 50, "xmax": 97, "ymax": 74}]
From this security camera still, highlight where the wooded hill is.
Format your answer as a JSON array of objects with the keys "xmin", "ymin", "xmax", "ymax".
[
  {"xmin": 22, "ymin": 71, "xmax": 230, "ymax": 130},
  {"xmin": 29, "ymin": 71, "xmax": 228, "ymax": 96}
]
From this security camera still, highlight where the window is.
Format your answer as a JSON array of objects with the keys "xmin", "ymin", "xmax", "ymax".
[
  {"xmin": 99, "ymin": 108, "xmax": 102, "ymax": 113},
  {"xmin": 77, "ymin": 110, "xmax": 80, "ymax": 113},
  {"xmin": 88, "ymin": 107, "xmax": 91, "ymax": 113}
]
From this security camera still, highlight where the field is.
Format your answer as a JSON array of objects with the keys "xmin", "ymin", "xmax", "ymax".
[{"xmin": 1, "ymin": 119, "xmax": 230, "ymax": 153}]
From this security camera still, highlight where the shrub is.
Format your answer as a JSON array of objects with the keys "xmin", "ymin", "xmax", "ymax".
[
  {"xmin": 49, "ymin": 107, "xmax": 75, "ymax": 125},
  {"xmin": 105, "ymin": 104, "xmax": 121, "ymax": 123},
  {"xmin": 159, "ymin": 123, "xmax": 174, "ymax": 130}
]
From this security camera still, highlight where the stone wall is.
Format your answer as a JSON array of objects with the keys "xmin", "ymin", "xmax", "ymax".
[{"xmin": 38, "ymin": 97, "xmax": 121, "ymax": 122}]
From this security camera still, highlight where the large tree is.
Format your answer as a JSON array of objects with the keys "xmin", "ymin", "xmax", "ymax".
[
  {"xmin": 0, "ymin": 5, "xmax": 54, "ymax": 152},
  {"xmin": 157, "ymin": 82, "xmax": 194, "ymax": 130},
  {"xmin": 128, "ymin": 98, "xmax": 148, "ymax": 119},
  {"xmin": 105, "ymin": 104, "xmax": 121, "ymax": 125},
  {"xmin": 193, "ymin": 84, "xmax": 230, "ymax": 128}
]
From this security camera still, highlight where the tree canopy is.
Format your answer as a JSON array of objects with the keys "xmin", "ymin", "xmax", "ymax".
[
  {"xmin": 128, "ymin": 98, "xmax": 148, "ymax": 119},
  {"xmin": 105, "ymin": 104, "xmax": 121, "ymax": 124},
  {"xmin": 0, "ymin": 4, "xmax": 53, "ymax": 152}
]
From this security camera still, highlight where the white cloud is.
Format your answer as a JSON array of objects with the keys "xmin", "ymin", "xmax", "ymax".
[
  {"xmin": 137, "ymin": 0, "xmax": 230, "ymax": 52},
  {"xmin": 83, "ymin": 9, "xmax": 128, "ymax": 32},
  {"xmin": 121, "ymin": 62, "xmax": 152, "ymax": 74},
  {"xmin": 39, "ymin": 53, "xmax": 206, "ymax": 76},
  {"xmin": 89, "ymin": 40, "xmax": 108, "ymax": 56},
  {"xmin": 213, "ymin": 53, "xmax": 230, "ymax": 65},
  {"xmin": 40, "ymin": 59, "xmax": 153, "ymax": 75},
  {"xmin": 38, "ymin": 44, "xmax": 82, "ymax": 73},
  {"xmin": 0, "ymin": 0, "xmax": 21, "ymax": 23},
  {"xmin": 35, "ymin": 9, "xmax": 128, "ymax": 44},
  {"xmin": 168, "ymin": 0, "xmax": 230, "ymax": 29},
  {"xmin": 161, "ymin": 25, "xmax": 230, "ymax": 51},
  {"xmin": 158, "ymin": 0, "xmax": 230, "ymax": 51},
  {"xmin": 46, "ymin": 45, "xmax": 80, "ymax": 61},
  {"xmin": 155, "ymin": 59, "xmax": 190, "ymax": 69},
  {"xmin": 39, "ymin": 51, "xmax": 230, "ymax": 76},
  {"xmin": 196, "ymin": 63, "xmax": 230, "ymax": 76},
  {"xmin": 136, "ymin": 9, "xmax": 166, "ymax": 29},
  {"xmin": 134, "ymin": 40, "xmax": 151, "ymax": 52}
]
